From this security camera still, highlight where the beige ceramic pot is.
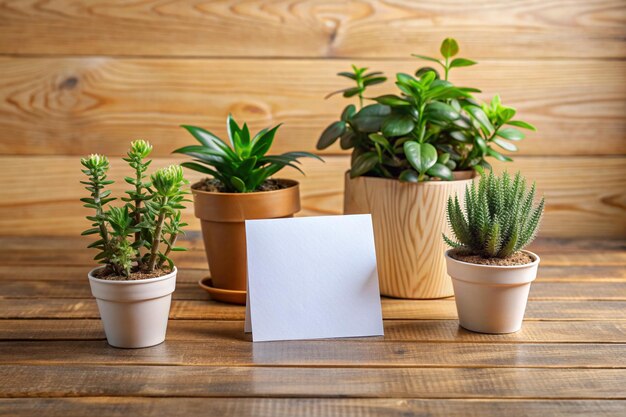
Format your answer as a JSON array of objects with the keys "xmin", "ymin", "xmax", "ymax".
[
  {"xmin": 344, "ymin": 171, "xmax": 474, "ymax": 299},
  {"xmin": 445, "ymin": 250, "xmax": 540, "ymax": 334},
  {"xmin": 88, "ymin": 267, "xmax": 177, "ymax": 348},
  {"xmin": 192, "ymin": 179, "xmax": 300, "ymax": 305}
]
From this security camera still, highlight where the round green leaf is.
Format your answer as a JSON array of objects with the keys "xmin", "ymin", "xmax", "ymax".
[
  {"xmin": 426, "ymin": 163, "xmax": 453, "ymax": 181},
  {"xmin": 466, "ymin": 105, "xmax": 494, "ymax": 134},
  {"xmin": 368, "ymin": 133, "xmax": 390, "ymax": 148},
  {"xmin": 352, "ymin": 104, "xmax": 391, "ymax": 133},
  {"xmin": 493, "ymin": 138, "xmax": 518, "ymax": 152},
  {"xmin": 316, "ymin": 121, "xmax": 346, "ymax": 150},
  {"xmin": 373, "ymin": 95, "xmax": 410, "ymax": 106},
  {"xmin": 437, "ymin": 153, "xmax": 450, "ymax": 164},
  {"xmin": 341, "ymin": 105, "xmax": 356, "ymax": 121},
  {"xmin": 404, "ymin": 141, "xmax": 437, "ymax": 174},
  {"xmin": 382, "ymin": 115, "xmax": 415, "ymax": 137},
  {"xmin": 415, "ymin": 66, "xmax": 440, "ymax": 79},
  {"xmin": 497, "ymin": 127, "xmax": 525, "ymax": 141},
  {"xmin": 399, "ymin": 169, "xmax": 419, "ymax": 182},
  {"xmin": 350, "ymin": 152, "xmax": 379, "ymax": 178},
  {"xmin": 424, "ymin": 102, "xmax": 460, "ymax": 123},
  {"xmin": 340, "ymin": 130, "xmax": 357, "ymax": 150},
  {"xmin": 449, "ymin": 130, "xmax": 471, "ymax": 143},
  {"xmin": 440, "ymin": 38, "xmax": 459, "ymax": 58}
]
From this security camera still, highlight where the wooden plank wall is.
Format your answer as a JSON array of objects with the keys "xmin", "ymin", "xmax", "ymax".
[{"xmin": 0, "ymin": 0, "xmax": 624, "ymax": 238}]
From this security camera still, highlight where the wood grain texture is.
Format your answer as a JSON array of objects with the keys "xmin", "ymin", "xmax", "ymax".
[
  {"xmin": 0, "ymin": 58, "xmax": 624, "ymax": 157},
  {"xmin": 0, "ymin": 0, "xmax": 624, "ymax": 59},
  {"xmin": 1, "ymin": 263, "xmax": 625, "ymax": 287},
  {"xmin": 3, "ymin": 279, "xmax": 625, "ymax": 301},
  {"xmin": 2, "ymin": 340, "xmax": 626, "ymax": 368},
  {"xmin": 0, "ymin": 239, "xmax": 625, "ymax": 411},
  {"xmin": 2, "ymin": 398, "xmax": 625, "ymax": 417},
  {"xmin": 1, "ymin": 155, "xmax": 624, "ymax": 238},
  {"xmin": 1, "ymin": 236, "xmax": 625, "ymax": 267},
  {"xmin": 345, "ymin": 173, "xmax": 472, "ymax": 298},
  {"xmin": 1, "ymin": 365, "xmax": 625, "ymax": 399},
  {"xmin": 1, "ymin": 319, "xmax": 625, "ymax": 344},
  {"xmin": 1, "ymin": 298, "xmax": 624, "ymax": 321}
]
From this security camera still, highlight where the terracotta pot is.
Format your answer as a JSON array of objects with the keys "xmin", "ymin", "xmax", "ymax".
[
  {"xmin": 192, "ymin": 179, "xmax": 300, "ymax": 304},
  {"xmin": 344, "ymin": 171, "xmax": 474, "ymax": 299},
  {"xmin": 88, "ymin": 267, "xmax": 177, "ymax": 348},
  {"xmin": 445, "ymin": 250, "xmax": 540, "ymax": 334}
]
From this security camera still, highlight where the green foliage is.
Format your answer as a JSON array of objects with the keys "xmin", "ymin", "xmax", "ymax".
[
  {"xmin": 122, "ymin": 139, "xmax": 152, "ymax": 247},
  {"xmin": 317, "ymin": 38, "xmax": 536, "ymax": 181},
  {"xmin": 443, "ymin": 172, "xmax": 545, "ymax": 258},
  {"xmin": 174, "ymin": 115, "xmax": 323, "ymax": 193},
  {"xmin": 80, "ymin": 143, "xmax": 189, "ymax": 278}
]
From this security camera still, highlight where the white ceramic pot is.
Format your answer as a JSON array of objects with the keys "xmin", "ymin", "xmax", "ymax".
[
  {"xmin": 444, "ymin": 250, "xmax": 540, "ymax": 334},
  {"xmin": 88, "ymin": 267, "xmax": 177, "ymax": 348}
]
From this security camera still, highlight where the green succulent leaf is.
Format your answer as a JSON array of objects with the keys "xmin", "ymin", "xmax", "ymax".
[
  {"xmin": 465, "ymin": 105, "xmax": 494, "ymax": 134},
  {"xmin": 317, "ymin": 121, "xmax": 346, "ymax": 150},
  {"xmin": 449, "ymin": 58, "xmax": 477, "ymax": 68},
  {"xmin": 372, "ymin": 95, "xmax": 410, "ymax": 106},
  {"xmin": 426, "ymin": 163, "xmax": 453, "ymax": 181},
  {"xmin": 382, "ymin": 114, "xmax": 415, "ymax": 137},
  {"xmin": 425, "ymin": 102, "xmax": 460, "ymax": 123},
  {"xmin": 398, "ymin": 169, "xmax": 419, "ymax": 182},
  {"xmin": 497, "ymin": 127, "xmax": 525, "ymax": 141},
  {"xmin": 440, "ymin": 38, "xmax": 459, "ymax": 58},
  {"xmin": 404, "ymin": 141, "xmax": 437, "ymax": 175},
  {"xmin": 341, "ymin": 105, "xmax": 357, "ymax": 121},
  {"xmin": 351, "ymin": 104, "xmax": 391, "ymax": 132},
  {"xmin": 350, "ymin": 152, "xmax": 379, "ymax": 178},
  {"xmin": 507, "ymin": 120, "xmax": 537, "ymax": 131}
]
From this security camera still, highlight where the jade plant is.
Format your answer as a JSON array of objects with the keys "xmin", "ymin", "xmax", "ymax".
[
  {"xmin": 317, "ymin": 38, "xmax": 536, "ymax": 181},
  {"xmin": 443, "ymin": 171, "xmax": 545, "ymax": 258},
  {"xmin": 174, "ymin": 115, "xmax": 323, "ymax": 192},
  {"xmin": 80, "ymin": 140, "xmax": 189, "ymax": 277}
]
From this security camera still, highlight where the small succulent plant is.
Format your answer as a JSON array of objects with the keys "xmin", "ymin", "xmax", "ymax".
[
  {"xmin": 174, "ymin": 115, "xmax": 323, "ymax": 193},
  {"xmin": 317, "ymin": 38, "xmax": 536, "ymax": 181},
  {"xmin": 81, "ymin": 141, "xmax": 189, "ymax": 277},
  {"xmin": 443, "ymin": 172, "xmax": 545, "ymax": 258}
]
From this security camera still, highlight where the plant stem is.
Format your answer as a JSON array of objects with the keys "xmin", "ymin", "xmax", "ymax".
[
  {"xmin": 93, "ymin": 182, "xmax": 109, "ymax": 250},
  {"xmin": 133, "ymin": 168, "xmax": 142, "ymax": 245},
  {"xmin": 157, "ymin": 233, "xmax": 178, "ymax": 269},
  {"xmin": 146, "ymin": 198, "xmax": 167, "ymax": 272},
  {"xmin": 444, "ymin": 57, "xmax": 449, "ymax": 81}
]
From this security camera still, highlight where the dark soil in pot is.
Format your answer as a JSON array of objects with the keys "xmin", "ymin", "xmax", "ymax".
[
  {"xmin": 193, "ymin": 178, "xmax": 291, "ymax": 193},
  {"xmin": 449, "ymin": 249, "xmax": 533, "ymax": 266},
  {"xmin": 93, "ymin": 267, "xmax": 172, "ymax": 281}
]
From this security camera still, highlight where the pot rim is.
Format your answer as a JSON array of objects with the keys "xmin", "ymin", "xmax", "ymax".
[
  {"xmin": 344, "ymin": 170, "xmax": 475, "ymax": 184},
  {"xmin": 88, "ymin": 266, "xmax": 177, "ymax": 285},
  {"xmin": 191, "ymin": 178, "xmax": 299, "ymax": 197},
  {"xmin": 445, "ymin": 249, "xmax": 540, "ymax": 270}
]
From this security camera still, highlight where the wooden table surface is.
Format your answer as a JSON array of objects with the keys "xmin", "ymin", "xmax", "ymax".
[{"xmin": 1, "ymin": 234, "xmax": 625, "ymax": 416}]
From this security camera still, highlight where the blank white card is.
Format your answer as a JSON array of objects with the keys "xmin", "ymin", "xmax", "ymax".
[{"xmin": 244, "ymin": 214, "xmax": 384, "ymax": 342}]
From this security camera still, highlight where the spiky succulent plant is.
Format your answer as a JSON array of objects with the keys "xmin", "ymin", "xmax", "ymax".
[
  {"xmin": 443, "ymin": 171, "xmax": 544, "ymax": 258},
  {"xmin": 174, "ymin": 115, "xmax": 323, "ymax": 193}
]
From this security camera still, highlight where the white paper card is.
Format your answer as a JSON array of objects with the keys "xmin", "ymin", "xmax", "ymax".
[{"xmin": 245, "ymin": 214, "xmax": 384, "ymax": 342}]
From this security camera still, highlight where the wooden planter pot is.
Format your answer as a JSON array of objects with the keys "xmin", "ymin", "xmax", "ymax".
[
  {"xmin": 344, "ymin": 171, "xmax": 474, "ymax": 299},
  {"xmin": 192, "ymin": 180, "xmax": 300, "ymax": 305}
]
